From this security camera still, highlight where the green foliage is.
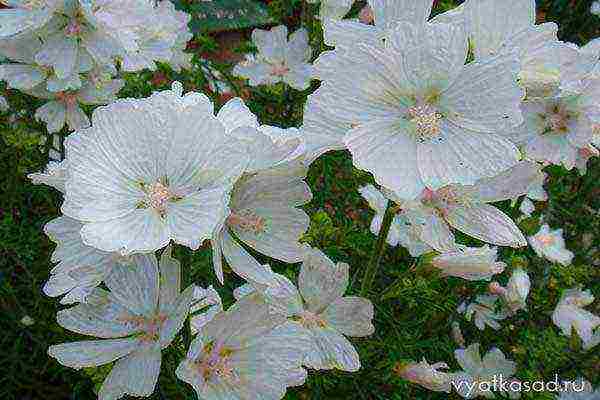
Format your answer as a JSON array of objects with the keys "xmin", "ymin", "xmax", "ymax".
[
  {"xmin": 175, "ymin": 0, "xmax": 274, "ymax": 33},
  {"xmin": 1, "ymin": 0, "xmax": 599, "ymax": 399}
]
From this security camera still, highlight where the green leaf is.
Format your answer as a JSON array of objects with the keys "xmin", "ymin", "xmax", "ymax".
[{"xmin": 182, "ymin": 0, "xmax": 275, "ymax": 33}]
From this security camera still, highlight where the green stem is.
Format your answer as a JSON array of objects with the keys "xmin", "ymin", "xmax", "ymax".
[{"xmin": 360, "ymin": 201, "xmax": 396, "ymax": 297}]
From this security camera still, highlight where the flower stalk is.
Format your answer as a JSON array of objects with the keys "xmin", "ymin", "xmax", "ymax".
[{"xmin": 361, "ymin": 201, "xmax": 397, "ymax": 297}]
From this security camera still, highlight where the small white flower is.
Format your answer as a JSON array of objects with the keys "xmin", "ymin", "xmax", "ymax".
[
  {"xmin": 452, "ymin": 343, "xmax": 519, "ymax": 399},
  {"xmin": 176, "ymin": 295, "xmax": 310, "ymax": 400},
  {"xmin": 519, "ymin": 198, "xmax": 536, "ymax": 217},
  {"xmin": 27, "ymin": 159, "xmax": 68, "ymax": 192},
  {"xmin": 459, "ymin": 295, "xmax": 508, "ymax": 331},
  {"xmin": 432, "ymin": 246, "xmax": 506, "ymax": 281},
  {"xmin": 31, "ymin": 78, "xmax": 124, "ymax": 132},
  {"xmin": 313, "ymin": 21, "xmax": 525, "ymax": 199},
  {"xmin": 592, "ymin": 1, "xmax": 600, "ymax": 16},
  {"xmin": 61, "ymin": 84, "xmax": 249, "ymax": 254},
  {"xmin": 48, "ymin": 253, "xmax": 194, "ymax": 400},
  {"xmin": 237, "ymin": 247, "xmax": 375, "ymax": 372},
  {"xmin": 396, "ymin": 358, "xmax": 453, "ymax": 393},
  {"xmin": 528, "ymin": 224, "xmax": 574, "ymax": 266},
  {"xmin": 233, "ymin": 25, "xmax": 314, "ymax": 91},
  {"xmin": 552, "ymin": 287, "xmax": 600, "ymax": 349},
  {"xmin": 307, "ymin": 0, "xmax": 353, "ymax": 20},
  {"xmin": 490, "ymin": 268, "xmax": 531, "ymax": 314}
]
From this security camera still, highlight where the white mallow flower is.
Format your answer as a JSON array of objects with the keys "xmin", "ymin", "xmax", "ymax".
[
  {"xmin": 519, "ymin": 198, "xmax": 536, "ymax": 217},
  {"xmin": 431, "ymin": 246, "xmax": 506, "ymax": 281},
  {"xmin": 0, "ymin": 0, "xmax": 61, "ymax": 38},
  {"xmin": 489, "ymin": 268, "xmax": 531, "ymax": 314},
  {"xmin": 396, "ymin": 358, "xmax": 453, "ymax": 393},
  {"xmin": 233, "ymin": 25, "xmax": 314, "ymax": 91},
  {"xmin": 510, "ymin": 77, "xmax": 600, "ymax": 170},
  {"xmin": 48, "ymin": 252, "xmax": 194, "ymax": 400},
  {"xmin": 31, "ymin": 78, "xmax": 124, "ymax": 132},
  {"xmin": 452, "ymin": 343, "xmax": 519, "ymax": 399},
  {"xmin": 462, "ymin": 0, "xmax": 580, "ymax": 97},
  {"xmin": 312, "ymin": 21, "xmax": 524, "ymax": 200},
  {"xmin": 400, "ymin": 162, "xmax": 541, "ymax": 250},
  {"xmin": 176, "ymin": 295, "xmax": 311, "ymax": 400},
  {"xmin": 322, "ymin": 0, "xmax": 435, "ymax": 50},
  {"xmin": 528, "ymin": 224, "xmax": 574, "ymax": 266},
  {"xmin": 236, "ymin": 247, "xmax": 375, "ymax": 372},
  {"xmin": 458, "ymin": 295, "xmax": 508, "ymax": 331},
  {"xmin": 358, "ymin": 184, "xmax": 433, "ymax": 256},
  {"xmin": 61, "ymin": 86, "xmax": 251, "ymax": 254},
  {"xmin": 552, "ymin": 287, "xmax": 600, "ymax": 349},
  {"xmin": 0, "ymin": 34, "xmax": 50, "ymax": 91}
]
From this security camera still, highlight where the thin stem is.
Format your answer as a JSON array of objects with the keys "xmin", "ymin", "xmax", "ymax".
[{"xmin": 360, "ymin": 201, "xmax": 396, "ymax": 297}]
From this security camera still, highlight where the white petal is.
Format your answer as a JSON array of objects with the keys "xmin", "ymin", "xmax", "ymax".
[
  {"xmin": 322, "ymin": 297, "xmax": 375, "ymax": 337},
  {"xmin": 221, "ymin": 230, "xmax": 277, "ymax": 286},
  {"xmin": 445, "ymin": 204, "xmax": 527, "ymax": 247},
  {"xmin": 465, "ymin": 161, "xmax": 542, "ymax": 203},
  {"xmin": 160, "ymin": 286, "xmax": 193, "ymax": 348},
  {"xmin": 368, "ymin": 0, "xmax": 433, "ymax": 29},
  {"xmin": 299, "ymin": 248, "xmax": 349, "ymax": 313},
  {"xmin": 307, "ymin": 327, "xmax": 361, "ymax": 372},
  {"xmin": 252, "ymin": 25, "xmax": 288, "ymax": 62},
  {"xmin": 35, "ymin": 34, "xmax": 78, "ymax": 79},
  {"xmin": 216, "ymin": 97, "xmax": 259, "ymax": 133},
  {"xmin": 48, "ymin": 337, "xmax": 139, "ymax": 369},
  {"xmin": 35, "ymin": 101, "xmax": 66, "ymax": 133},
  {"xmin": 158, "ymin": 246, "xmax": 180, "ymax": 314},
  {"xmin": 0, "ymin": 64, "xmax": 45, "ymax": 90}
]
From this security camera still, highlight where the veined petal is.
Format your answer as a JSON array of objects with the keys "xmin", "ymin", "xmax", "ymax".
[
  {"xmin": 158, "ymin": 246, "xmax": 180, "ymax": 314},
  {"xmin": 160, "ymin": 286, "xmax": 194, "ymax": 348},
  {"xmin": 216, "ymin": 97, "xmax": 259, "ymax": 133},
  {"xmin": 445, "ymin": 204, "xmax": 527, "ymax": 247},
  {"xmin": 306, "ymin": 327, "xmax": 361, "ymax": 372},
  {"xmin": 35, "ymin": 34, "xmax": 78, "ymax": 79},
  {"xmin": 465, "ymin": 161, "xmax": 542, "ymax": 203},
  {"xmin": 221, "ymin": 229, "xmax": 277, "ymax": 286},
  {"xmin": 48, "ymin": 337, "xmax": 140, "ymax": 369},
  {"xmin": 368, "ymin": 0, "xmax": 433, "ymax": 29},
  {"xmin": 0, "ymin": 64, "xmax": 46, "ymax": 90},
  {"xmin": 322, "ymin": 297, "xmax": 375, "ymax": 337}
]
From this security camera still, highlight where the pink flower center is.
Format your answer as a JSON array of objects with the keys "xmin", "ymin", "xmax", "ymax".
[
  {"xmin": 148, "ymin": 182, "xmax": 173, "ymax": 214},
  {"xmin": 65, "ymin": 20, "xmax": 81, "ymax": 37},
  {"xmin": 118, "ymin": 314, "xmax": 167, "ymax": 342},
  {"xmin": 407, "ymin": 103, "xmax": 443, "ymax": 141},
  {"xmin": 299, "ymin": 310, "xmax": 327, "ymax": 329},
  {"xmin": 197, "ymin": 341, "xmax": 237, "ymax": 384},
  {"xmin": 56, "ymin": 92, "xmax": 78, "ymax": 107},
  {"xmin": 270, "ymin": 63, "xmax": 290, "ymax": 77},
  {"xmin": 537, "ymin": 234, "xmax": 555, "ymax": 246},
  {"xmin": 358, "ymin": 5, "xmax": 374, "ymax": 24},
  {"xmin": 227, "ymin": 211, "xmax": 266, "ymax": 234}
]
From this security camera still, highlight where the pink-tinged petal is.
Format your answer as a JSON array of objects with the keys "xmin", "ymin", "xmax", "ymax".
[
  {"xmin": 48, "ymin": 337, "xmax": 140, "ymax": 369},
  {"xmin": 322, "ymin": 297, "xmax": 375, "ymax": 337}
]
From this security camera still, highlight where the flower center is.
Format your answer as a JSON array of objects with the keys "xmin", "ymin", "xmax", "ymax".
[
  {"xmin": 56, "ymin": 92, "xmax": 78, "ymax": 107},
  {"xmin": 299, "ymin": 310, "xmax": 327, "ymax": 329},
  {"xmin": 537, "ymin": 234, "xmax": 555, "ymax": 246},
  {"xmin": 227, "ymin": 211, "xmax": 266, "ymax": 234},
  {"xmin": 148, "ymin": 182, "xmax": 172, "ymax": 212},
  {"xmin": 407, "ymin": 103, "xmax": 443, "ymax": 141},
  {"xmin": 270, "ymin": 62, "xmax": 290, "ymax": 77},
  {"xmin": 118, "ymin": 314, "xmax": 167, "ymax": 342},
  {"xmin": 65, "ymin": 20, "xmax": 82, "ymax": 37},
  {"xmin": 197, "ymin": 341, "xmax": 237, "ymax": 384}
]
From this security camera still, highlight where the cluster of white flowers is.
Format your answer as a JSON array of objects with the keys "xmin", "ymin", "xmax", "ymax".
[
  {"xmin": 0, "ymin": 0, "xmax": 192, "ymax": 133},
  {"xmin": 21, "ymin": 0, "xmax": 599, "ymax": 398}
]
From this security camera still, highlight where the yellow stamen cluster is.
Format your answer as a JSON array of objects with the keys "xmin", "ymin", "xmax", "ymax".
[
  {"xmin": 407, "ymin": 104, "xmax": 443, "ymax": 141},
  {"xmin": 227, "ymin": 211, "xmax": 266, "ymax": 234}
]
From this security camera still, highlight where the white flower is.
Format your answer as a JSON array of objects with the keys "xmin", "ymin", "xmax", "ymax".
[
  {"xmin": 20, "ymin": 315, "xmax": 35, "ymax": 326},
  {"xmin": 237, "ymin": 248, "xmax": 375, "ymax": 372},
  {"xmin": 48, "ymin": 253, "xmax": 194, "ymax": 400},
  {"xmin": 307, "ymin": 0, "xmax": 353, "ymax": 20},
  {"xmin": 31, "ymin": 78, "xmax": 124, "ymax": 132},
  {"xmin": 0, "ymin": 33, "xmax": 51, "ymax": 91},
  {"xmin": 0, "ymin": 0, "xmax": 61, "ymax": 38},
  {"xmin": 592, "ymin": 1, "xmax": 600, "ymax": 16},
  {"xmin": 359, "ymin": 184, "xmax": 433, "ymax": 256},
  {"xmin": 490, "ymin": 268, "xmax": 531, "ymax": 314},
  {"xmin": 396, "ymin": 358, "xmax": 453, "ymax": 393},
  {"xmin": 176, "ymin": 295, "xmax": 310, "ymax": 400},
  {"xmin": 432, "ymin": 246, "xmax": 506, "ymax": 281},
  {"xmin": 27, "ymin": 159, "xmax": 68, "ymax": 192},
  {"xmin": 528, "ymin": 224, "xmax": 574, "ymax": 266},
  {"xmin": 462, "ymin": 0, "xmax": 579, "ymax": 98},
  {"xmin": 61, "ymin": 84, "xmax": 249, "ymax": 254},
  {"xmin": 556, "ymin": 378, "xmax": 599, "ymax": 400},
  {"xmin": 321, "ymin": 0, "xmax": 435, "ymax": 50},
  {"xmin": 552, "ymin": 287, "xmax": 600, "ymax": 349},
  {"xmin": 452, "ymin": 343, "xmax": 519, "ymax": 399},
  {"xmin": 402, "ymin": 162, "xmax": 541, "ymax": 249},
  {"xmin": 519, "ymin": 198, "xmax": 536, "ymax": 217},
  {"xmin": 313, "ymin": 21, "xmax": 524, "ymax": 199},
  {"xmin": 459, "ymin": 295, "xmax": 507, "ymax": 331},
  {"xmin": 233, "ymin": 25, "xmax": 314, "ymax": 91}
]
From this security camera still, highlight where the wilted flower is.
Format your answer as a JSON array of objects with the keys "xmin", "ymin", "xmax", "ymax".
[
  {"xmin": 396, "ymin": 358, "xmax": 453, "ymax": 393},
  {"xmin": 459, "ymin": 295, "xmax": 508, "ymax": 331},
  {"xmin": 528, "ymin": 224, "xmax": 574, "ymax": 266},
  {"xmin": 452, "ymin": 343, "xmax": 519, "ymax": 399},
  {"xmin": 237, "ymin": 247, "xmax": 375, "ymax": 372},
  {"xmin": 490, "ymin": 268, "xmax": 531, "ymax": 314},
  {"xmin": 48, "ymin": 253, "xmax": 194, "ymax": 400},
  {"xmin": 313, "ymin": 20, "xmax": 524, "ymax": 200},
  {"xmin": 552, "ymin": 287, "xmax": 600, "ymax": 349},
  {"xmin": 431, "ymin": 246, "xmax": 506, "ymax": 281},
  {"xmin": 176, "ymin": 295, "xmax": 310, "ymax": 400},
  {"xmin": 233, "ymin": 25, "xmax": 313, "ymax": 91},
  {"xmin": 61, "ymin": 84, "xmax": 248, "ymax": 254}
]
